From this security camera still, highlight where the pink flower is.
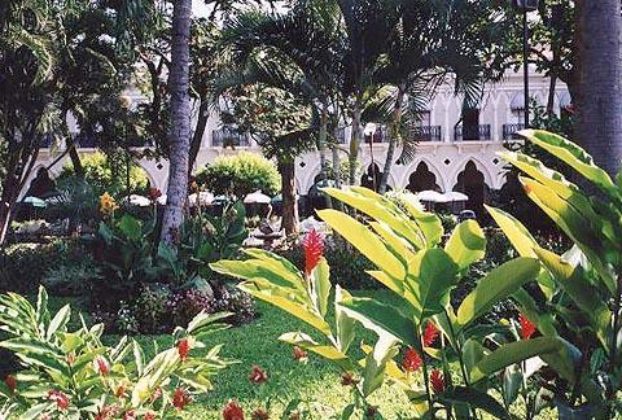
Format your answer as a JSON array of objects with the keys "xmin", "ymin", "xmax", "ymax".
[
  {"xmin": 430, "ymin": 370, "xmax": 445, "ymax": 394},
  {"xmin": 223, "ymin": 399, "xmax": 245, "ymax": 420},
  {"xmin": 303, "ymin": 229, "xmax": 324, "ymax": 275},
  {"xmin": 423, "ymin": 321, "xmax": 439, "ymax": 347},
  {"xmin": 401, "ymin": 347, "xmax": 422, "ymax": 372},
  {"xmin": 48, "ymin": 389, "xmax": 70, "ymax": 410},
  {"xmin": 519, "ymin": 313, "xmax": 536, "ymax": 340}
]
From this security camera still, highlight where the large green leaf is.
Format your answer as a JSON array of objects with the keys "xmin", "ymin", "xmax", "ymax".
[
  {"xmin": 518, "ymin": 129, "xmax": 616, "ymax": 195},
  {"xmin": 361, "ymin": 334, "xmax": 400, "ymax": 397},
  {"xmin": 405, "ymin": 249, "xmax": 458, "ymax": 318},
  {"xmin": 470, "ymin": 337, "xmax": 565, "ymax": 383},
  {"xmin": 310, "ymin": 258, "xmax": 331, "ymax": 317},
  {"xmin": 210, "ymin": 258, "xmax": 304, "ymax": 293},
  {"xmin": 438, "ymin": 386, "xmax": 509, "ymax": 419},
  {"xmin": 117, "ymin": 214, "xmax": 142, "ymax": 241},
  {"xmin": 444, "ymin": 220, "xmax": 486, "ymax": 272},
  {"xmin": 317, "ymin": 209, "xmax": 406, "ymax": 280},
  {"xmin": 457, "ymin": 257, "xmax": 540, "ymax": 329},
  {"xmin": 279, "ymin": 332, "xmax": 353, "ymax": 371},
  {"xmin": 338, "ymin": 297, "xmax": 418, "ymax": 347},
  {"xmin": 334, "ymin": 286, "xmax": 356, "ymax": 353}
]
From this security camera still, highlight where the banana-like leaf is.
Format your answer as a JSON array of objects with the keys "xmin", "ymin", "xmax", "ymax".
[
  {"xmin": 279, "ymin": 332, "xmax": 353, "ymax": 371},
  {"xmin": 317, "ymin": 209, "xmax": 406, "ymax": 280},
  {"xmin": 210, "ymin": 258, "xmax": 305, "ymax": 293},
  {"xmin": 438, "ymin": 386, "xmax": 509, "ymax": 419},
  {"xmin": 457, "ymin": 257, "xmax": 540, "ymax": 329},
  {"xmin": 335, "ymin": 286, "xmax": 356, "ymax": 353},
  {"xmin": 310, "ymin": 258, "xmax": 331, "ymax": 317},
  {"xmin": 444, "ymin": 220, "xmax": 486, "ymax": 272},
  {"xmin": 361, "ymin": 334, "xmax": 400, "ymax": 397}
]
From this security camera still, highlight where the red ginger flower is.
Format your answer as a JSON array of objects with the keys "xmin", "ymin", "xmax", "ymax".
[
  {"xmin": 251, "ymin": 407, "xmax": 270, "ymax": 420},
  {"xmin": 429, "ymin": 370, "xmax": 445, "ymax": 394},
  {"xmin": 223, "ymin": 399, "xmax": 245, "ymax": 420},
  {"xmin": 292, "ymin": 346, "xmax": 308, "ymax": 362},
  {"xmin": 123, "ymin": 410, "xmax": 137, "ymax": 420},
  {"xmin": 401, "ymin": 347, "xmax": 422, "ymax": 372},
  {"xmin": 177, "ymin": 338, "xmax": 190, "ymax": 361},
  {"xmin": 340, "ymin": 372, "xmax": 359, "ymax": 386},
  {"xmin": 48, "ymin": 389, "xmax": 70, "ymax": 410},
  {"xmin": 519, "ymin": 313, "xmax": 536, "ymax": 340},
  {"xmin": 143, "ymin": 412, "xmax": 156, "ymax": 420},
  {"xmin": 249, "ymin": 365, "xmax": 268, "ymax": 384},
  {"xmin": 4, "ymin": 375, "xmax": 16, "ymax": 393},
  {"xmin": 95, "ymin": 356, "xmax": 110, "ymax": 376},
  {"xmin": 423, "ymin": 321, "xmax": 439, "ymax": 347},
  {"xmin": 148, "ymin": 188, "xmax": 162, "ymax": 201},
  {"xmin": 172, "ymin": 388, "xmax": 191, "ymax": 410},
  {"xmin": 95, "ymin": 404, "xmax": 120, "ymax": 420},
  {"xmin": 302, "ymin": 229, "xmax": 324, "ymax": 275}
]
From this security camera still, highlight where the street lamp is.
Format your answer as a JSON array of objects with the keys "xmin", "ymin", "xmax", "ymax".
[{"xmin": 512, "ymin": 0, "xmax": 539, "ymax": 128}]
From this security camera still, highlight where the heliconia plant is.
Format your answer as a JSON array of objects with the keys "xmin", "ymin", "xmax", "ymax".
[
  {"xmin": 212, "ymin": 186, "xmax": 574, "ymax": 419},
  {"xmin": 0, "ymin": 287, "xmax": 232, "ymax": 419},
  {"xmin": 487, "ymin": 129, "xmax": 622, "ymax": 418}
]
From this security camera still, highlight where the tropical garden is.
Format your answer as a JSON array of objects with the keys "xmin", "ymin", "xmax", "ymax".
[{"xmin": 1, "ymin": 0, "xmax": 622, "ymax": 419}]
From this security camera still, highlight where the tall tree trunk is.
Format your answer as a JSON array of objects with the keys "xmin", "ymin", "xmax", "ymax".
[
  {"xmin": 279, "ymin": 160, "xmax": 298, "ymax": 235},
  {"xmin": 546, "ymin": 74, "xmax": 557, "ymax": 116},
  {"xmin": 348, "ymin": 101, "xmax": 362, "ymax": 185},
  {"xmin": 379, "ymin": 86, "xmax": 405, "ymax": 194},
  {"xmin": 317, "ymin": 107, "xmax": 332, "ymax": 207},
  {"xmin": 575, "ymin": 0, "xmax": 622, "ymax": 177},
  {"xmin": 161, "ymin": 0, "xmax": 192, "ymax": 244},
  {"xmin": 68, "ymin": 145, "xmax": 84, "ymax": 177},
  {"xmin": 331, "ymin": 132, "xmax": 341, "ymax": 189},
  {"xmin": 188, "ymin": 95, "xmax": 210, "ymax": 175},
  {"xmin": 0, "ymin": 172, "xmax": 20, "ymax": 245}
]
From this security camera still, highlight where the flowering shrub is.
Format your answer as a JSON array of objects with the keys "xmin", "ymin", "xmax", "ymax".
[
  {"xmin": 212, "ymin": 187, "xmax": 572, "ymax": 418},
  {"xmin": 0, "ymin": 287, "xmax": 232, "ymax": 419}
]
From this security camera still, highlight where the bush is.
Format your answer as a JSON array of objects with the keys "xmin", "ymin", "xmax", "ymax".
[
  {"xmin": 42, "ymin": 254, "xmax": 103, "ymax": 297},
  {"xmin": 58, "ymin": 151, "xmax": 149, "ymax": 196},
  {"xmin": 195, "ymin": 151, "xmax": 280, "ymax": 197}
]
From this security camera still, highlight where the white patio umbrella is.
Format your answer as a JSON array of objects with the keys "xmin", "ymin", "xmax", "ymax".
[
  {"xmin": 23, "ymin": 196, "xmax": 47, "ymax": 208},
  {"xmin": 442, "ymin": 191, "xmax": 469, "ymax": 202},
  {"xmin": 156, "ymin": 194, "xmax": 167, "ymax": 205},
  {"xmin": 415, "ymin": 190, "xmax": 446, "ymax": 203},
  {"xmin": 243, "ymin": 190, "xmax": 271, "ymax": 204},
  {"xmin": 121, "ymin": 194, "xmax": 151, "ymax": 207},
  {"xmin": 188, "ymin": 191, "xmax": 214, "ymax": 207}
]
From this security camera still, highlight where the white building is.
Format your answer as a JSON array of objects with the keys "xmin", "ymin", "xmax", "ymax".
[{"xmin": 28, "ymin": 68, "xmax": 570, "ymax": 213}]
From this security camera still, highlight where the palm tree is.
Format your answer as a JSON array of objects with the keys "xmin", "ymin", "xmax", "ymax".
[{"xmin": 574, "ymin": 0, "xmax": 622, "ymax": 177}]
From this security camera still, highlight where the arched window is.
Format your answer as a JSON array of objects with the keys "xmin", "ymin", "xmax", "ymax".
[{"xmin": 407, "ymin": 162, "xmax": 440, "ymax": 193}]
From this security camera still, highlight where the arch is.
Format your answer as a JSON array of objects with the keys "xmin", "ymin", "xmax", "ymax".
[
  {"xmin": 406, "ymin": 162, "xmax": 441, "ymax": 193},
  {"xmin": 448, "ymin": 156, "xmax": 494, "ymax": 191},
  {"xmin": 360, "ymin": 163, "xmax": 383, "ymax": 192},
  {"xmin": 401, "ymin": 158, "xmax": 445, "ymax": 191},
  {"xmin": 452, "ymin": 160, "xmax": 490, "ymax": 218}
]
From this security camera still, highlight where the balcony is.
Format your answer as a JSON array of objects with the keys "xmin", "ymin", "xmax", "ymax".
[
  {"xmin": 502, "ymin": 123, "xmax": 525, "ymax": 140},
  {"xmin": 212, "ymin": 128, "xmax": 250, "ymax": 147},
  {"xmin": 411, "ymin": 125, "xmax": 442, "ymax": 142},
  {"xmin": 454, "ymin": 124, "xmax": 491, "ymax": 141}
]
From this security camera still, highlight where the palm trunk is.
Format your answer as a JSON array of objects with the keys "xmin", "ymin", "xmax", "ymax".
[
  {"xmin": 279, "ymin": 160, "xmax": 298, "ymax": 235},
  {"xmin": 318, "ymin": 107, "xmax": 329, "ymax": 180},
  {"xmin": 348, "ymin": 102, "xmax": 362, "ymax": 185},
  {"xmin": 188, "ymin": 95, "xmax": 210, "ymax": 175},
  {"xmin": 69, "ymin": 145, "xmax": 84, "ymax": 177},
  {"xmin": 575, "ymin": 0, "xmax": 622, "ymax": 177},
  {"xmin": 0, "ymin": 173, "xmax": 20, "ymax": 245},
  {"xmin": 379, "ymin": 86, "xmax": 405, "ymax": 194},
  {"xmin": 331, "ymin": 133, "xmax": 341, "ymax": 189},
  {"xmin": 161, "ymin": 0, "xmax": 192, "ymax": 244}
]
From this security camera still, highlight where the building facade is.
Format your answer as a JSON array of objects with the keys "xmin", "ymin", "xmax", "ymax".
[{"xmin": 28, "ymin": 68, "xmax": 570, "ymax": 211}]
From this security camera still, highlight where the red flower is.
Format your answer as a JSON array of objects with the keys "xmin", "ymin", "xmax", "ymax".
[
  {"xmin": 223, "ymin": 399, "xmax": 245, "ymax": 420},
  {"xmin": 143, "ymin": 412, "xmax": 157, "ymax": 420},
  {"xmin": 149, "ymin": 387, "xmax": 162, "ymax": 403},
  {"xmin": 401, "ymin": 347, "xmax": 422, "ymax": 372},
  {"xmin": 148, "ymin": 188, "xmax": 162, "ymax": 201},
  {"xmin": 48, "ymin": 389, "xmax": 70, "ymax": 410},
  {"xmin": 429, "ymin": 370, "xmax": 445, "ymax": 394},
  {"xmin": 340, "ymin": 372, "xmax": 359, "ymax": 386},
  {"xmin": 292, "ymin": 346, "xmax": 308, "ymax": 362},
  {"xmin": 172, "ymin": 388, "xmax": 191, "ymax": 410},
  {"xmin": 177, "ymin": 338, "xmax": 190, "ymax": 361},
  {"xmin": 95, "ymin": 356, "xmax": 110, "ymax": 376},
  {"xmin": 95, "ymin": 405, "xmax": 119, "ymax": 420},
  {"xmin": 303, "ymin": 229, "xmax": 324, "ymax": 275},
  {"xmin": 423, "ymin": 321, "xmax": 439, "ymax": 347},
  {"xmin": 519, "ymin": 313, "xmax": 536, "ymax": 340},
  {"xmin": 249, "ymin": 365, "xmax": 268, "ymax": 384},
  {"xmin": 4, "ymin": 375, "xmax": 16, "ymax": 393},
  {"xmin": 115, "ymin": 384, "xmax": 127, "ymax": 398},
  {"xmin": 251, "ymin": 408, "xmax": 269, "ymax": 420},
  {"xmin": 123, "ymin": 410, "xmax": 137, "ymax": 420}
]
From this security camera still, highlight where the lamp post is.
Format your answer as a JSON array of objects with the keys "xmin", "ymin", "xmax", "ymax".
[{"xmin": 512, "ymin": 0, "xmax": 539, "ymax": 128}]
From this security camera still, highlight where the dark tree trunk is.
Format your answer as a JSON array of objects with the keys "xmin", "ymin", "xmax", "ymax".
[
  {"xmin": 379, "ymin": 86, "xmax": 405, "ymax": 194},
  {"xmin": 575, "ymin": 0, "xmax": 622, "ymax": 177},
  {"xmin": 279, "ymin": 160, "xmax": 298, "ymax": 235},
  {"xmin": 161, "ymin": 0, "xmax": 192, "ymax": 244},
  {"xmin": 68, "ymin": 145, "xmax": 84, "ymax": 177},
  {"xmin": 348, "ymin": 101, "xmax": 362, "ymax": 185},
  {"xmin": 188, "ymin": 95, "xmax": 210, "ymax": 174}
]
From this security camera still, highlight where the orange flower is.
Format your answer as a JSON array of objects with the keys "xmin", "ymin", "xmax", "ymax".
[
  {"xmin": 177, "ymin": 338, "xmax": 190, "ymax": 361},
  {"xmin": 4, "ymin": 375, "xmax": 16, "ymax": 393},
  {"xmin": 430, "ymin": 370, "xmax": 445, "ymax": 394},
  {"xmin": 249, "ymin": 365, "xmax": 268, "ymax": 384},
  {"xmin": 401, "ymin": 347, "xmax": 422, "ymax": 372},
  {"xmin": 423, "ymin": 321, "xmax": 439, "ymax": 347},
  {"xmin": 292, "ymin": 346, "xmax": 308, "ymax": 362},
  {"xmin": 48, "ymin": 389, "xmax": 70, "ymax": 410},
  {"xmin": 519, "ymin": 313, "xmax": 536, "ymax": 340},
  {"xmin": 223, "ymin": 399, "xmax": 245, "ymax": 420},
  {"xmin": 99, "ymin": 192, "xmax": 119, "ymax": 216},
  {"xmin": 172, "ymin": 388, "xmax": 191, "ymax": 410},
  {"xmin": 302, "ymin": 229, "xmax": 324, "ymax": 275}
]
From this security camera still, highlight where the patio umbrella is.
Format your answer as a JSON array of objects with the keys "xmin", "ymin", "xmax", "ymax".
[
  {"xmin": 189, "ymin": 191, "xmax": 214, "ymax": 207},
  {"xmin": 415, "ymin": 190, "xmax": 446, "ymax": 203},
  {"xmin": 23, "ymin": 196, "xmax": 47, "ymax": 208},
  {"xmin": 121, "ymin": 194, "xmax": 151, "ymax": 207},
  {"xmin": 244, "ymin": 190, "xmax": 271, "ymax": 204},
  {"xmin": 442, "ymin": 191, "xmax": 469, "ymax": 202},
  {"xmin": 156, "ymin": 194, "xmax": 167, "ymax": 205}
]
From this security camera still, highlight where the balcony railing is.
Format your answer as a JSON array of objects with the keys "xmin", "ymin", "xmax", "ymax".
[
  {"xmin": 411, "ymin": 125, "xmax": 442, "ymax": 142},
  {"xmin": 212, "ymin": 128, "xmax": 250, "ymax": 147},
  {"xmin": 502, "ymin": 123, "xmax": 525, "ymax": 140},
  {"xmin": 454, "ymin": 124, "xmax": 491, "ymax": 141}
]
